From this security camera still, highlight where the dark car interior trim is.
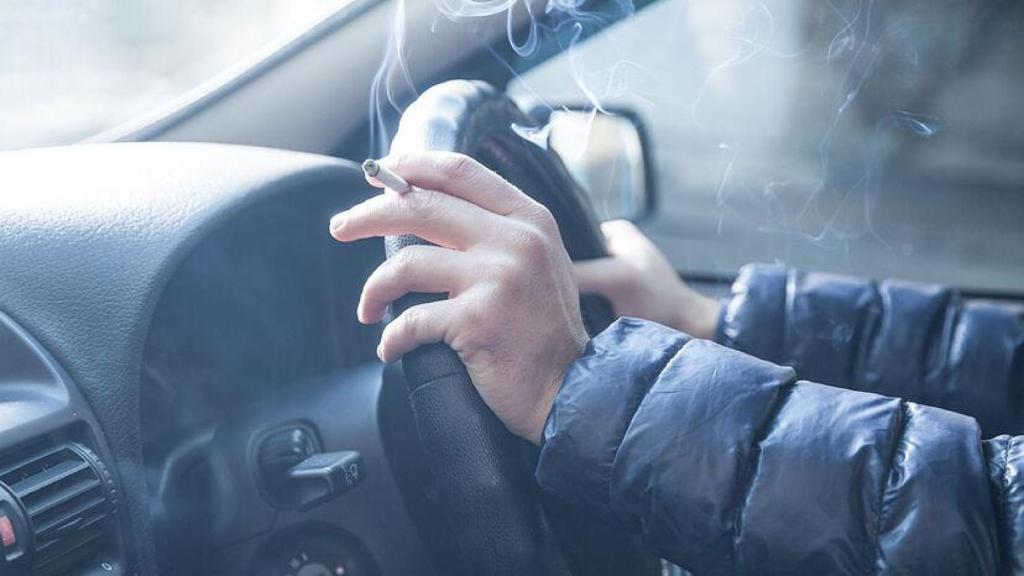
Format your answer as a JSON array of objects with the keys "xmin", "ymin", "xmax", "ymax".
[
  {"xmin": 0, "ymin": 142, "xmax": 415, "ymax": 574},
  {"xmin": 0, "ymin": 311, "xmax": 132, "ymax": 575}
]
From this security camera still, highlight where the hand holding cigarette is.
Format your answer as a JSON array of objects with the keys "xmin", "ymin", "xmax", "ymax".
[{"xmin": 333, "ymin": 151, "xmax": 587, "ymax": 443}]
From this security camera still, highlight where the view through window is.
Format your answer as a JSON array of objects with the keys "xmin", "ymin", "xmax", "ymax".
[
  {"xmin": 0, "ymin": 0, "xmax": 352, "ymax": 151},
  {"xmin": 512, "ymin": 0, "xmax": 1024, "ymax": 292}
]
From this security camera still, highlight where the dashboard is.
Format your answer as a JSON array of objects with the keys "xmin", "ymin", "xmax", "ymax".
[
  {"xmin": 0, "ymin": 143, "xmax": 443, "ymax": 576},
  {"xmin": 140, "ymin": 172, "xmax": 442, "ymax": 575},
  {"xmin": 140, "ymin": 179, "xmax": 381, "ymax": 453}
]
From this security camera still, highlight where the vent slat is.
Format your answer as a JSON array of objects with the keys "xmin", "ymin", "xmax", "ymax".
[
  {"xmin": 9, "ymin": 459, "xmax": 91, "ymax": 498},
  {"xmin": 33, "ymin": 520, "xmax": 104, "ymax": 545},
  {"xmin": 34, "ymin": 495, "xmax": 107, "ymax": 536},
  {"xmin": 0, "ymin": 442, "xmax": 111, "ymax": 575},
  {"xmin": 26, "ymin": 476, "xmax": 102, "ymax": 517},
  {"xmin": 75, "ymin": 512, "xmax": 108, "ymax": 532},
  {"xmin": 0, "ymin": 445, "xmax": 68, "ymax": 480},
  {"xmin": 34, "ymin": 529, "xmax": 104, "ymax": 572}
]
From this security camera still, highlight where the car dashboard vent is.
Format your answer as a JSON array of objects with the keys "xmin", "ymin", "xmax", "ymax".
[{"xmin": 0, "ymin": 442, "xmax": 113, "ymax": 575}]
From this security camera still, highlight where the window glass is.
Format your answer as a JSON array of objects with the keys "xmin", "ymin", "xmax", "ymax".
[
  {"xmin": 0, "ymin": 0, "xmax": 352, "ymax": 151},
  {"xmin": 511, "ymin": 0, "xmax": 1024, "ymax": 292}
]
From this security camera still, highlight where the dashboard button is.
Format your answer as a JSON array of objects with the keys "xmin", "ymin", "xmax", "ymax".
[
  {"xmin": 0, "ymin": 515, "xmax": 15, "ymax": 547},
  {"xmin": 249, "ymin": 523, "xmax": 378, "ymax": 576}
]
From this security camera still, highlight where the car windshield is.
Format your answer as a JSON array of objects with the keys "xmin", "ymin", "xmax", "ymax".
[
  {"xmin": 4, "ymin": 0, "xmax": 1021, "ymax": 292},
  {"xmin": 512, "ymin": 0, "xmax": 1024, "ymax": 292},
  {"xmin": 0, "ymin": 0, "xmax": 352, "ymax": 151}
]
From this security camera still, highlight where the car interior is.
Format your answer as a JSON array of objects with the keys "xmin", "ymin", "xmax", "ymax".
[{"xmin": 1, "ymin": 1, "xmax": 1022, "ymax": 575}]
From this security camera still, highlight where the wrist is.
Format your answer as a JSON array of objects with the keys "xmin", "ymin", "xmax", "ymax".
[
  {"xmin": 526, "ymin": 377, "xmax": 560, "ymax": 446},
  {"xmin": 673, "ymin": 286, "xmax": 722, "ymax": 340},
  {"xmin": 526, "ymin": 332, "xmax": 587, "ymax": 445}
]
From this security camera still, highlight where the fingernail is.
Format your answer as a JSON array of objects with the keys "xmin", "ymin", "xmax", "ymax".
[
  {"xmin": 329, "ymin": 211, "xmax": 347, "ymax": 233},
  {"xmin": 376, "ymin": 343, "xmax": 385, "ymax": 362}
]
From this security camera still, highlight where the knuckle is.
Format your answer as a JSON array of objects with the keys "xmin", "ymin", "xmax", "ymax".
[
  {"xmin": 526, "ymin": 204, "xmax": 559, "ymax": 233},
  {"xmin": 397, "ymin": 307, "xmax": 421, "ymax": 337},
  {"xmin": 386, "ymin": 152, "xmax": 412, "ymax": 172},
  {"xmin": 490, "ymin": 256, "xmax": 521, "ymax": 284},
  {"xmin": 361, "ymin": 274, "xmax": 384, "ymax": 304},
  {"xmin": 371, "ymin": 263, "xmax": 401, "ymax": 297},
  {"xmin": 391, "ymin": 246, "xmax": 419, "ymax": 274},
  {"xmin": 404, "ymin": 189, "xmax": 443, "ymax": 218},
  {"xmin": 438, "ymin": 152, "xmax": 479, "ymax": 180},
  {"xmin": 486, "ymin": 259, "xmax": 530, "ymax": 302},
  {"xmin": 515, "ymin": 225, "xmax": 552, "ymax": 264}
]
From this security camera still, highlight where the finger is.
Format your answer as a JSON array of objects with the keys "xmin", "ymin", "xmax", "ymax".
[
  {"xmin": 330, "ymin": 188, "xmax": 508, "ymax": 249},
  {"xmin": 600, "ymin": 218, "xmax": 638, "ymax": 233},
  {"xmin": 574, "ymin": 257, "xmax": 629, "ymax": 295},
  {"xmin": 600, "ymin": 219, "xmax": 641, "ymax": 241},
  {"xmin": 378, "ymin": 299, "xmax": 459, "ymax": 363},
  {"xmin": 600, "ymin": 219, "xmax": 651, "ymax": 255},
  {"xmin": 382, "ymin": 151, "xmax": 536, "ymax": 217},
  {"xmin": 358, "ymin": 245, "xmax": 476, "ymax": 324}
]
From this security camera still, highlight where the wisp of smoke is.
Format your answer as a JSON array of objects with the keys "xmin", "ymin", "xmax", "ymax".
[
  {"xmin": 369, "ymin": 0, "xmax": 948, "ymax": 263},
  {"xmin": 368, "ymin": 0, "xmax": 418, "ymax": 156},
  {"xmin": 368, "ymin": 0, "xmax": 639, "ymax": 156}
]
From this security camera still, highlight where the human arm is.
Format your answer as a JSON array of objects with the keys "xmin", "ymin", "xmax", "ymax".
[
  {"xmin": 332, "ymin": 153, "xmax": 1022, "ymax": 573},
  {"xmin": 574, "ymin": 222, "xmax": 1024, "ymax": 436},
  {"xmin": 574, "ymin": 220, "xmax": 721, "ymax": 339},
  {"xmin": 538, "ymin": 317, "xmax": 1023, "ymax": 574},
  {"xmin": 720, "ymin": 264, "xmax": 1024, "ymax": 436}
]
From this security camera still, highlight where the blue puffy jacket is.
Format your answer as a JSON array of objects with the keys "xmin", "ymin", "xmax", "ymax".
[{"xmin": 538, "ymin": 264, "xmax": 1024, "ymax": 574}]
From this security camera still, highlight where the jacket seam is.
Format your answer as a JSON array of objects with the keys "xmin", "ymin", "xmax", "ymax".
[
  {"xmin": 871, "ymin": 400, "xmax": 908, "ymax": 576},
  {"xmin": 939, "ymin": 298, "xmax": 966, "ymax": 401},
  {"xmin": 851, "ymin": 281, "xmax": 883, "ymax": 392},
  {"xmin": 921, "ymin": 288, "xmax": 957, "ymax": 391},
  {"xmin": 1002, "ymin": 436, "xmax": 1015, "ymax": 576},
  {"xmin": 1003, "ymin": 437, "xmax": 1014, "ymax": 498},
  {"xmin": 781, "ymin": 268, "xmax": 794, "ymax": 366},
  {"xmin": 606, "ymin": 337, "xmax": 689, "ymax": 507},
  {"xmin": 731, "ymin": 377, "xmax": 796, "ymax": 576}
]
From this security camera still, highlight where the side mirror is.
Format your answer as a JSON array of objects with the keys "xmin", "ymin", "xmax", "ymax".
[{"xmin": 543, "ymin": 107, "xmax": 656, "ymax": 223}]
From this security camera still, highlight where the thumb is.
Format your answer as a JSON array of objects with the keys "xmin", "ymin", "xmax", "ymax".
[
  {"xmin": 574, "ymin": 257, "xmax": 628, "ymax": 295},
  {"xmin": 600, "ymin": 219, "xmax": 651, "ymax": 256}
]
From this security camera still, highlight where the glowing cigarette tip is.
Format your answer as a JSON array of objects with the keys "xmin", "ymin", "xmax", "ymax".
[{"xmin": 362, "ymin": 158, "xmax": 411, "ymax": 194}]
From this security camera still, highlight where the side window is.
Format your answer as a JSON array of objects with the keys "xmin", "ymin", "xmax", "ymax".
[
  {"xmin": 510, "ymin": 0, "xmax": 1024, "ymax": 292},
  {"xmin": 0, "ymin": 0, "xmax": 350, "ymax": 152}
]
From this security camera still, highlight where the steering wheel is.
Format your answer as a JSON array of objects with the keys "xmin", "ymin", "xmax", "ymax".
[{"xmin": 384, "ymin": 81, "xmax": 659, "ymax": 576}]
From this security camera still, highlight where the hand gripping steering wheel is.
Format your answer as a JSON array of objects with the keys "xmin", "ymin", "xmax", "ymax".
[{"xmin": 385, "ymin": 80, "xmax": 659, "ymax": 576}]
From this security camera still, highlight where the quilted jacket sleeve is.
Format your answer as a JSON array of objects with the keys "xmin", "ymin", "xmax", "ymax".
[
  {"xmin": 717, "ymin": 264, "xmax": 1024, "ymax": 436},
  {"xmin": 537, "ymin": 318, "xmax": 1024, "ymax": 575}
]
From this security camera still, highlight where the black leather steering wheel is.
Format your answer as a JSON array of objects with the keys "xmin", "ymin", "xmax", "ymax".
[{"xmin": 384, "ymin": 80, "xmax": 659, "ymax": 576}]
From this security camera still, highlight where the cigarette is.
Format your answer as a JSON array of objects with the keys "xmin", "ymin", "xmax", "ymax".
[{"xmin": 362, "ymin": 158, "xmax": 411, "ymax": 195}]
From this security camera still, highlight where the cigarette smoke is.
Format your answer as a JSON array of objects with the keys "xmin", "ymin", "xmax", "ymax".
[
  {"xmin": 370, "ymin": 0, "xmax": 952, "ymax": 256},
  {"xmin": 369, "ymin": 0, "xmax": 639, "ymax": 156}
]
